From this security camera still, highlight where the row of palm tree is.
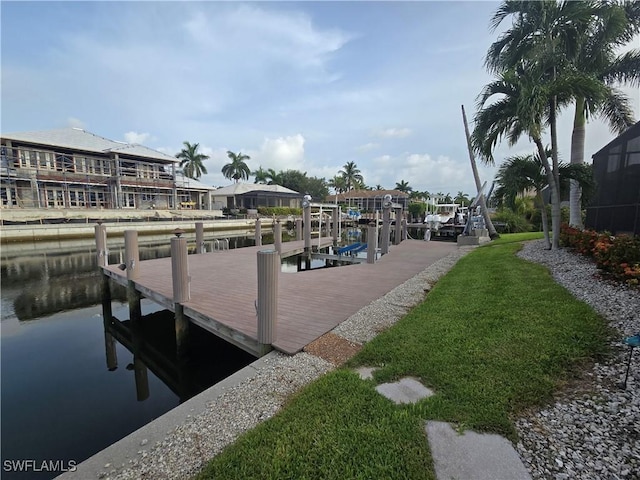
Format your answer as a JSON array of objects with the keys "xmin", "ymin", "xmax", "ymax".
[
  {"xmin": 175, "ymin": 142, "xmax": 252, "ymax": 183},
  {"xmin": 472, "ymin": 0, "xmax": 639, "ymax": 249}
]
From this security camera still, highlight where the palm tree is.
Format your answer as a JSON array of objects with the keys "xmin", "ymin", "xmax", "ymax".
[
  {"xmin": 375, "ymin": 184, "xmax": 384, "ymax": 191},
  {"xmin": 175, "ymin": 141, "xmax": 209, "ymax": 180},
  {"xmin": 266, "ymin": 168, "xmax": 283, "ymax": 186},
  {"xmin": 328, "ymin": 175, "xmax": 347, "ymax": 194},
  {"xmin": 222, "ymin": 151, "xmax": 250, "ymax": 183},
  {"xmin": 495, "ymin": 153, "xmax": 552, "ymax": 248},
  {"xmin": 566, "ymin": 2, "xmax": 640, "ymax": 228},
  {"xmin": 394, "ymin": 180, "xmax": 412, "ymax": 193},
  {"xmin": 339, "ymin": 161, "xmax": 363, "ymax": 191},
  {"xmin": 252, "ymin": 166, "xmax": 268, "ymax": 184},
  {"xmin": 454, "ymin": 191, "xmax": 470, "ymax": 206},
  {"xmin": 482, "ymin": 0, "xmax": 607, "ymax": 248}
]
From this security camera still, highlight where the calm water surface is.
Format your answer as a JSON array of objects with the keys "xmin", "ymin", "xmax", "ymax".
[{"xmin": 1, "ymin": 232, "xmax": 326, "ymax": 479}]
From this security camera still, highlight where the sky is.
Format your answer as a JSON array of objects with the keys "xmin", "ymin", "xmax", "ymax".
[{"xmin": 2, "ymin": 1, "xmax": 639, "ymax": 197}]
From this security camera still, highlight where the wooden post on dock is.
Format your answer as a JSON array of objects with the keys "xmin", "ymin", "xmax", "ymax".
[
  {"xmin": 394, "ymin": 207, "xmax": 402, "ymax": 245},
  {"xmin": 257, "ymin": 250, "xmax": 279, "ymax": 348},
  {"xmin": 124, "ymin": 230, "xmax": 141, "ymax": 323},
  {"xmin": 296, "ymin": 218, "xmax": 303, "ymax": 241},
  {"xmin": 171, "ymin": 230, "xmax": 190, "ymax": 357},
  {"xmin": 95, "ymin": 223, "xmax": 108, "ymax": 267},
  {"xmin": 274, "ymin": 220, "xmax": 282, "ymax": 254},
  {"xmin": 402, "ymin": 215, "xmax": 408, "ymax": 241},
  {"xmin": 255, "ymin": 218, "xmax": 262, "ymax": 247},
  {"xmin": 303, "ymin": 199, "xmax": 311, "ymax": 252},
  {"xmin": 196, "ymin": 222, "xmax": 205, "ymax": 254},
  {"xmin": 332, "ymin": 208, "xmax": 339, "ymax": 246},
  {"xmin": 381, "ymin": 205, "xmax": 391, "ymax": 255},
  {"xmin": 367, "ymin": 223, "xmax": 377, "ymax": 264}
]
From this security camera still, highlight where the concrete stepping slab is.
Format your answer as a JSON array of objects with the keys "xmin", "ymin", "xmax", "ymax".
[
  {"xmin": 375, "ymin": 377, "xmax": 434, "ymax": 404},
  {"xmin": 426, "ymin": 421, "xmax": 531, "ymax": 480},
  {"xmin": 355, "ymin": 366, "xmax": 377, "ymax": 380}
]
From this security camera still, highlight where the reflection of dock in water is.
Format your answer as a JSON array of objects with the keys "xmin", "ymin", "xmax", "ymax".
[{"xmin": 104, "ymin": 311, "xmax": 255, "ymax": 403}]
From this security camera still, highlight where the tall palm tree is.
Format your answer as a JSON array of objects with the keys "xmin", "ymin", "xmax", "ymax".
[
  {"xmin": 252, "ymin": 166, "xmax": 268, "ymax": 184},
  {"xmin": 222, "ymin": 151, "xmax": 250, "ymax": 183},
  {"xmin": 375, "ymin": 184, "xmax": 384, "ymax": 191},
  {"xmin": 454, "ymin": 191, "xmax": 471, "ymax": 206},
  {"xmin": 175, "ymin": 141, "xmax": 209, "ymax": 180},
  {"xmin": 339, "ymin": 161, "xmax": 363, "ymax": 191},
  {"xmin": 394, "ymin": 180, "xmax": 412, "ymax": 193},
  {"xmin": 483, "ymin": 1, "xmax": 606, "ymax": 248}
]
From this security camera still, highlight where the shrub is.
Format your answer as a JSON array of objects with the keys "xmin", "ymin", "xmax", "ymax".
[
  {"xmin": 560, "ymin": 224, "xmax": 640, "ymax": 287},
  {"xmin": 257, "ymin": 207, "xmax": 302, "ymax": 217},
  {"xmin": 491, "ymin": 209, "xmax": 532, "ymax": 233}
]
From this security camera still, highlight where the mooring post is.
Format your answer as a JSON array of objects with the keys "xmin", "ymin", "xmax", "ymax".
[
  {"xmin": 296, "ymin": 218, "xmax": 303, "ymax": 241},
  {"xmin": 171, "ymin": 229, "xmax": 190, "ymax": 357},
  {"xmin": 402, "ymin": 214, "xmax": 408, "ymax": 241},
  {"xmin": 94, "ymin": 222, "xmax": 108, "ymax": 267},
  {"xmin": 274, "ymin": 219, "xmax": 282, "ymax": 254},
  {"xmin": 257, "ymin": 250, "xmax": 279, "ymax": 348},
  {"xmin": 381, "ymin": 205, "xmax": 391, "ymax": 255},
  {"xmin": 124, "ymin": 230, "xmax": 141, "ymax": 323},
  {"xmin": 303, "ymin": 195, "xmax": 312, "ymax": 256},
  {"xmin": 195, "ymin": 222, "xmax": 205, "ymax": 254},
  {"xmin": 367, "ymin": 222, "xmax": 377, "ymax": 264},
  {"xmin": 332, "ymin": 208, "xmax": 339, "ymax": 246},
  {"xmin": 394, "ymin": 207, "xmax": 402, "ymax": 245},
  {"xmin": 131, "ymin": 321, "xmax": 149, "ymax": 401},
  {"xmin": 255, "ymin": 218, "xmax": 262, "ymax": 247}
]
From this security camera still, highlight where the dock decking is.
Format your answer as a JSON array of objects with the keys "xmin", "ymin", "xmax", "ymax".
[{"xmin": 103, "ymin": 238, "xmax": 458, "ymax": 356}]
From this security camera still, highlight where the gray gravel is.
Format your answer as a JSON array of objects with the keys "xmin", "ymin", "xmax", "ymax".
[
  {"xmin": 516, "ymin": 240, "xmax": 640, "ymax": 480},
  {"xmin": 99, "ymin": 240, "xmax": 640, "ymax": 480}
]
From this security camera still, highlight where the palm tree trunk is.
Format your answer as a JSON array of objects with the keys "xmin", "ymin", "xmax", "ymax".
[
  {"xmin": 461, "ymin": 105, "xmax": 499, "ymax": 239},
  {"xmin": 569, "ymin": 97, "xmax": 586, "ymax": 229},
  {"xmin": 534, "ymin": 135, "xmax": 561, "ymax": 250},
  {"xmin": 537, "ymin": 191, "xmax": 551, "ymax": 249},
  {"xmin": 549, "ymin": 98, "xmax": 562, "ymax": 250}
]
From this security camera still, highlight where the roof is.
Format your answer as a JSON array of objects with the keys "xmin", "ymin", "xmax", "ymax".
[
  {"xmin": 592, "ymin": 120, "xmax": 640, "ymax": 159},
  {"xmin": 1, "ymin": 128, "xmax": 178, "ymax": 163},
  {"xmin": 333, "ymin": 189, "xmax": 409, "ymax": 201},
  {"xmin": 212, "ymin": 183, "xmax": 300, "ymax": 196}
]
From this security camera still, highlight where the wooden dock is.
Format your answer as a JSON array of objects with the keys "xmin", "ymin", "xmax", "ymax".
[{"xmin": 102, "ymin": 238, "xmax": 458, "ymax": 356}]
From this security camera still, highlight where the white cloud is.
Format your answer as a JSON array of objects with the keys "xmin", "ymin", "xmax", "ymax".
[
  {"xmin": 124, "ymin": 131, "xmax": 151, "ymax": 144},
  {"xmin": 373, "ymin": 128, "xmax": 412, "ymax": 139},
  {"xmin": 355, "ymin": 142, "xmax": 380, "ymax": 153},
  {"xmin": 251, "ymin": 134, "xmax": 306, "ymax": 172}
]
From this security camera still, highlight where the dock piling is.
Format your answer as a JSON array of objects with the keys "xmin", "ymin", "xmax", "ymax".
[
  {"xmin": 171, "ymin": 232, "xmax": 190, "ymax": 356},
  {"xmin": 255, "ymin": 218, "xmax": 262, "ymax": 247},
  {"xmin": 332, "ymin": 208, "xmax": 339, "ymax": 246},
  {"xmin": 94, "ymin": 223, "xmax": 108, "ymax": 267},
  {"xmin": 394, "ymin": 207, "xmax": 402, "ymax": 245},
  {"xmin": 274, "ymin": 219, "xmax": 282, "ymax": 254},
  {"xmin": 257, "ymin": 250, "xmax": 279, "ymax": 346},
  {"xmin": 195, "ymin": 222, "xmax": 205, "ymax": 254},
  {"xmin": 367, "ymin": 223, "xmax": 377, "ymax": 264},
  {"xmin": 296, "ymin": 218, "xmax": 303, "ymax": 241},
  {"xmin": 381, "ymin": 204, "xmax": 391, "ymax": 255},
  {"xmin": 124, "ymin": 230, "xmax": 141, "ymax": 323}
]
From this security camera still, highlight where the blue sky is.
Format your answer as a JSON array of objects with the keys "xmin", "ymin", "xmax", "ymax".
[{"xmin": 2, "ymin": 1, "xmax": 638, "ymax": 196}]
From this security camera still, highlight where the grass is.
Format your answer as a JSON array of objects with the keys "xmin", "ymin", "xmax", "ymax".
[
  {"xmin": 488, "ymin": 231, "xmax": 545, "ymax": 245},
  {"xmin": 196, "ymin": 239, "xmax": 610, "ymax": 480}
]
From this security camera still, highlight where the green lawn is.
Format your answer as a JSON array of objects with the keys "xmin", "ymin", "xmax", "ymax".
[{"xmin": 196, "ymin": 239, "xmax": 610, "ymax": 480}]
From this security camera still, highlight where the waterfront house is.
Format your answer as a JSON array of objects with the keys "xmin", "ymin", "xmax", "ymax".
[
  {"xmin": 0, "ymin": 128, "xmax": 217, "ymax": 210},
  {"xmin": 332, "ymin": 189, "xmax": 409, "ymax": 212},
  {"xmin": 211, "ymin": 183, "xmax": 301, "ymax": 211},
  {"xmin": 586, "ymin": 121, "xmax": 640, "ymax": 235}
]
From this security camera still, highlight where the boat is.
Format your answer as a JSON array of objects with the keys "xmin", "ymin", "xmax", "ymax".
[{"xmin": 424, "ymin": 204, "xmax": 468, "ymax": 239}]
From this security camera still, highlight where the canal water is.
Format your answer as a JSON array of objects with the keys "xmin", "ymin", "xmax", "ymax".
[{"xmin": 0, "ymin": 230, "xmax": 331, "ymax": 479}]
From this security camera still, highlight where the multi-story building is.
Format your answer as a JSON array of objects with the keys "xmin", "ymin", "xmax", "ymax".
[{"xmin": 0, "ymin": 128, "xmax": 216, "ymax": 210}]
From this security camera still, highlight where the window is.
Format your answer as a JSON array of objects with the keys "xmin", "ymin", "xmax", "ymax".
[
  {"xmin": 46, "ymin": 188, "xmax": 65, "ymax": 208},
  {"xmin": 68, "ymin": 189, "xmax": 86, "ymax": 208},
  {"xmin": 123, "ymin": 192, "xmax": 135, "ymax": 208}
]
